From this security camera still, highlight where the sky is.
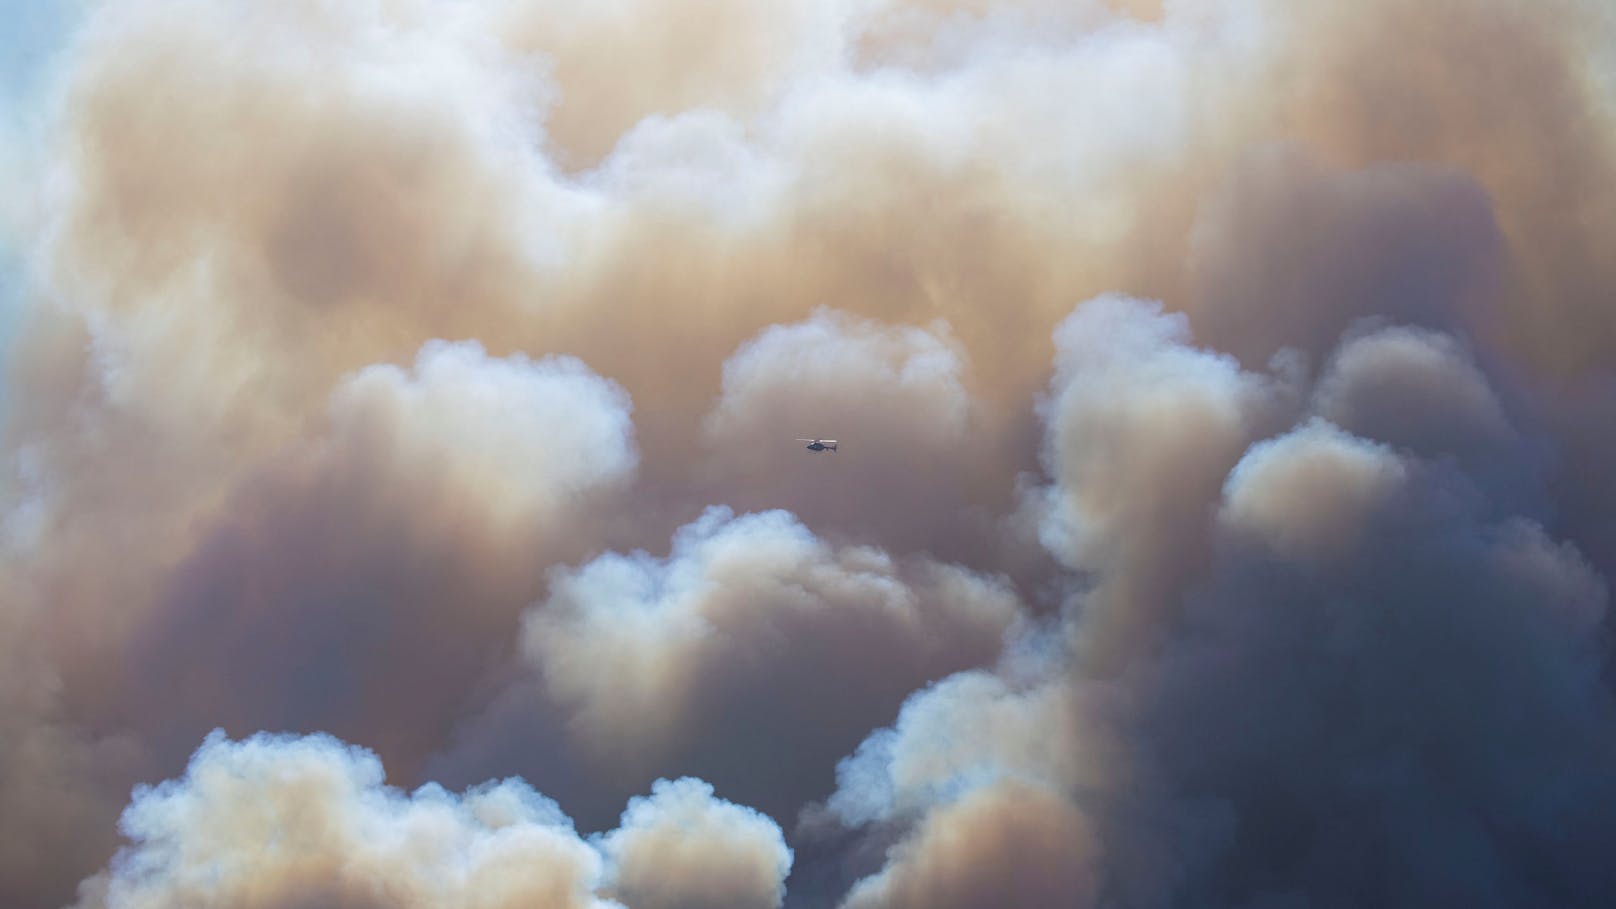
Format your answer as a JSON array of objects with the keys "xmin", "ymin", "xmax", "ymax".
[
  {"xmin": 2, "ymin": 1, "xmax": 1616, "ymax": 907},
  {"xmin": 0, "ymin": 2, "xmax": 74, "ymax": 361}
]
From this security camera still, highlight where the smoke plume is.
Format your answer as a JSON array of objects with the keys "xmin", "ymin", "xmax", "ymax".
[
  {"xmin": 71, "ymin": 731, "xmax": 788, "ymax": 909},
  {"xmin": 2, "ymin": 0, "xmax": 1615, "ymax": 907}
]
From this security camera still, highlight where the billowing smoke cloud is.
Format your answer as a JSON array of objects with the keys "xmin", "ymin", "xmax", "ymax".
[
  {"xmin": 600, "ymin": 777, "xmax": 793, "ymax": 909},
  {"xmin": 3, "ymin": 0, "xmax": 1616, "ymax": 907},
  {"xmin": 1218, "ymin": 419, "xmax": 1408, "ymax": 562},
  {"xmin": 527, "ymin": 508, "xmax": 1016, "ymax": 756},
  {"xmin": 1312, "ymin": 324, "xmax": 1514, "ymax": 459},
  {"xmin": 71, "ymin": 731, "xmax": 788, "ymax": 909},
  {"xmin": 1030, "ymin": 296, "xmax": 1294, "ymax": 667},
  {"xmin": 841, "ymin": 780, "xmax": 1099, "ymax": 909},
  {"xmin": 700, "ymin": 310, "xmax": 996, "ymax": 556},
  {"xmin": 327, "ymin": 339, "xmax": 637, "ymax": 531},
  {"xmin": 112, "ymin": 339, "xmax": 635, "ymax": 772},
  {"xmin": 821, "ymin": 296, "xmax": 1616, "ymax": 908},
  {"xmin": 434, "ymin": 505, "xmax": 1021, "ymax": 822}
]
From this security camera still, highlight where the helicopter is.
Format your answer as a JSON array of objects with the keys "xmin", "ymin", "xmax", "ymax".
[{"xmin": 797, "ymin": 438, "xmax": 839, "ymax": 452}]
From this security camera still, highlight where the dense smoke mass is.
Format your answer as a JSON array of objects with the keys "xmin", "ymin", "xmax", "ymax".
[{"xmin": 1, "ymin": 0, "xmax": 1615, "ymax": 907}]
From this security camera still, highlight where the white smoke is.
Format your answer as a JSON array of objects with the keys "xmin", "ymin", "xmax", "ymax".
[{"xmin": 73, "ymin": 731, "xmax": 789, "ymax": 909}]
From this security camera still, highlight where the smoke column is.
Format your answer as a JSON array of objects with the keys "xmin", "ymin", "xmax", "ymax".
[{"xmin": 2, "ymin": 1, "xmax": 1615, "ymax": 907}]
